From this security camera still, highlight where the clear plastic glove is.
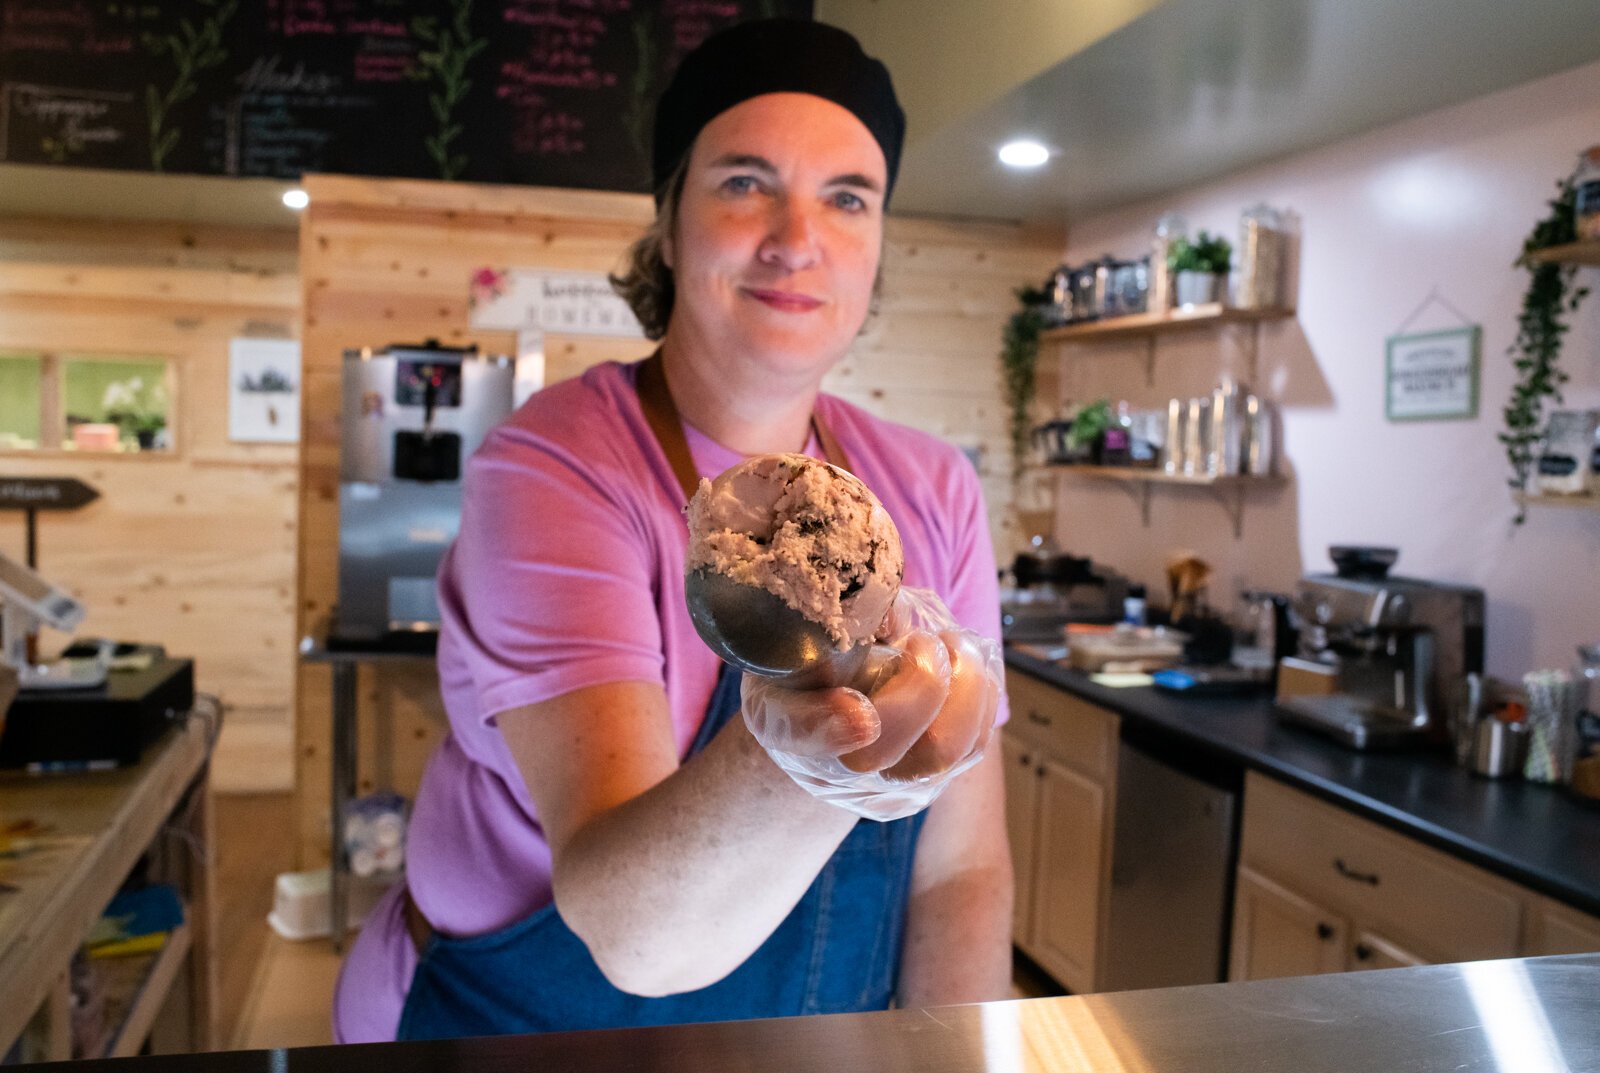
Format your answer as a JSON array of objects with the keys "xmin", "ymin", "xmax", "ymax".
[{"xmin": 740, "ymin": 587, "xmax": 1003, "ymax": 821}]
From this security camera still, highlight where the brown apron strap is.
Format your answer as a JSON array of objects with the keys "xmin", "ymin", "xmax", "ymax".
[{"xmin": 634, "ymin": 351, "xmax": 851, "ymax": 505}]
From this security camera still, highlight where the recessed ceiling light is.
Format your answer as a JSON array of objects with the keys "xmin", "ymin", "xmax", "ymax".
[
  {"xmin": 998, "ymin": 140, "xmax": 1051, "ymax": 168},
  {"xmin": 282, "ymin": 188, "xmax": 309, "ymax": 210}
]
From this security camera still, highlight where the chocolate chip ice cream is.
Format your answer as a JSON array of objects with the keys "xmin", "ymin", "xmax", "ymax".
[{"xmin": 686, "ymin": 454, "xmax": 903, "ymax": 650}]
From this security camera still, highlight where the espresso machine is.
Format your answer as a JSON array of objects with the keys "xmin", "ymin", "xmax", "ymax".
[
  {"xmin": 334, "ymin": 342, "xmax": 514, "ymax": 647},
  {"xmin": 1276, "ymin": 568, "xmax": 1485, "ymax": 749}
]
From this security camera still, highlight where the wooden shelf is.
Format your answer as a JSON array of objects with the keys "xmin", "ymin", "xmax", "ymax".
[
  {"xmin": 1523, "ymin": 241, "xmax": 1600, "ymax": 267},
  {"xmin": 1040, "ymin": 304, "xmax": 1295, "ymax": 343},
  {"xmin": 1049, "ymin": 465, "xmax": 1283, "ymax": 538},
  {"xmin": 1519, "ymin": 492, "xmax": 1600, "ymax": 511},
  {"xmin": 1048, "ymin": 464, "xmax": 1281, "ymax": 487},
  {"xmin": 98, "ymin": 922, "xmax": 192, "ymax": 1059}
]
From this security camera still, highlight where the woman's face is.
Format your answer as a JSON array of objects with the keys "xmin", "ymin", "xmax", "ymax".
[{"xmin": 664, "ymin": 93, "xmax": 886, "ymax": 381}]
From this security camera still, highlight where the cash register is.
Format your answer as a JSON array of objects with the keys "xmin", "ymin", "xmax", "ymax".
[{"xmin": 0, "ymin": 550, "xmax": 193, "ymax": 768}]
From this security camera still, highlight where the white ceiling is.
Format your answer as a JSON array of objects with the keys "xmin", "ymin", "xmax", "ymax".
[
  {"xmin": 2, "ymin": 0, "xmax": 1598, "ymax": 230},
  {"xmin": 867, "ymin": 0, "xmax": 1600, "ymax": 222}
]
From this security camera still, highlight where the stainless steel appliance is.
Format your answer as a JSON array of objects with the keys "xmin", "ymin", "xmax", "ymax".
[
  {"xmin": 335, "ymin": 342, "xmax": 514, "ymax": 645},
  {"xmin": 1100, "ymin": 735, "xmax": 1239, "ymax": 992},
  {"xmin": 1000, "ymin": 543, "xmax": 1128, "ymax": 643},
  {"xmin": 1276, "ymin": 569, "xmax": 1485, "ymax": 749}
]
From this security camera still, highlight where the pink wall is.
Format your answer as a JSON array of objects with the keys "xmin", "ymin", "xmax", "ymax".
[{"xmin": 1053, "ymin": 58, "xmax": 1600, "ymax": 680}]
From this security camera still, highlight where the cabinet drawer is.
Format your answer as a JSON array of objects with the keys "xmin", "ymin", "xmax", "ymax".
[
  {"xmin": 1004, "ymin": 669, "xmax": 1118, "ymax": 781},
  {"xmin": 1239, "ymin": 773, "xmax": 1522, "ymax": 963}
]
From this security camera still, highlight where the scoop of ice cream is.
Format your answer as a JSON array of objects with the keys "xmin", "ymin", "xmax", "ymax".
[{"xmin": 686, "ymin": 454, "xmax": 903, "ymax": 651}]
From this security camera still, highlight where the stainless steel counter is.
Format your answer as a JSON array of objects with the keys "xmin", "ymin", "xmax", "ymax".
[{"xmin": 35, "ymin": 955, "xmax": 1600, "ymax": 1071}]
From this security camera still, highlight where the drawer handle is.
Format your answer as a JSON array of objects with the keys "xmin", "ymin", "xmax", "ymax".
[
  {"xmin": 1334, "ymin": 858, "xmax": 1380, "ymax": 886},
  {"xmin": 1027, "ymin": 710, "xmax": 1052, "ymax": 727},
  {"xmin": 1018, "ymin": 752, "xmax": 1032, "ymax": 767},
  {"xmin": 1316, "ymin": 922, "xmax": 1335, "ymax": 941},
  {"xmin": 1353, "ymin": 942, "xmax": 1373, "ymax": 961}
]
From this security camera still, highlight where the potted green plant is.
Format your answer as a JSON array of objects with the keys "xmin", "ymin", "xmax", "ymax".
[
  {"xmin": 103, "ymin": 376, "xmax": 168, "ymax": 450},
  {"xmin": 1000, "ymin": 283, "xmax": 1053, "ymax": 482},
  {"xmin": 1167, "ymin": 230, "xmax": 1233, "ymax": 307},
  {"xmin": 1066, "ymin": 398, "xmax": 1113, "ymax": 463},
  {"xmin": 1502, "ymin": 175, "xmax": 1591, "ymax": 522}
]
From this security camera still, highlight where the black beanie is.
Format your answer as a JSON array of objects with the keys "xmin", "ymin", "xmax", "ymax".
[{"xmin": 650, "ymin": 19, "xmax": 906, "ymax": 207}]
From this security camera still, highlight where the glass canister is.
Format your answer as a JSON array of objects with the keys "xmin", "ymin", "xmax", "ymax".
[
  {"xmin": 1576, "ymin": 146, "xmax": 1600, "ymax": 242},
  {"xmin": 1150, "ymin": 212, "xmax": 1188, "ymax": 314},
  {"xmin": 1236, "ymin": 203, "xmax": 1287, "ymax": 310},
  {"xmin": 1572, "ymin": 644, "xmax": 1600, "ymax": 799},
  {"xmin": 1522, "ymin": 668, "xmax": 1581, "ymax": 784}
]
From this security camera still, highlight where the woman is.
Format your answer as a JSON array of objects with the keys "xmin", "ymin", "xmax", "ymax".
[{"xmin": 334, "ymin": 18, "xmax": 1013, "ymax": 1042}]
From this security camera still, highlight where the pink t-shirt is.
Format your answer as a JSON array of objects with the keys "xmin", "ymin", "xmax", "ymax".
[{"xmin": 333, "ymin": 358, "xmax": 1005, "ymax": 1042}]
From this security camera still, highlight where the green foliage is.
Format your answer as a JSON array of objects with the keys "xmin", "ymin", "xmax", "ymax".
[
  {"xmin": 1502, "ymin": 177, "xmax": 1591, "ymax": 522},
  {"xmin": 1067, "ymin": 398, "xmax": 1113, "ymax": 450},
  {"xmin": 1167, "ymin": 230, "xmax": 1233, "ymax": 274},
  {"xmin": 412, "ymin": 0, "xmax": 486, "ymax": 181},
  {"xmin": 622, "ymin": 11, "xmax": 662, "ymax": 177},
  {"xmin": 143, "ymin": 0, "xmax": 237, "ymax": 172},
  {"xmin": 1001, "ymin": 284, "xmax": 1052, "ymax": 482}
]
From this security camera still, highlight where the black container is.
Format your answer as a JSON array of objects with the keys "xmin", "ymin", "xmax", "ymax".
[{"xmin": 1329, "ymin": 545, "xmax": 1399, "ymax": 580}]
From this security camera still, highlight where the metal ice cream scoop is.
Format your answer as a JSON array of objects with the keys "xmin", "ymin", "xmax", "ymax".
[{"xmin": 686, "ymin": 568, "xmax": 873, "ymax": 690}]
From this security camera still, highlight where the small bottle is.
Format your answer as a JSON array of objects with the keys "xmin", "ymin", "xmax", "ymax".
[
  {"xmin": 1101, "ymin": 400, "xmax": 1133, "ymax": 465},
  {"xmin": 1576, "ymin": 146, "xmax": 1600, "ymax": 242},
  {"xmin": 1123, "ymin": 583, "xmax": 1148, "ymax": 626}
]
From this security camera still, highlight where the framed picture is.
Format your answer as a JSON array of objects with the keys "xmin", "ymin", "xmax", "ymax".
[
  {"xmin": 1385, "ymin": 326, "xmax": 1480, "ymax": 421},
  {"xmin": 229, "ymin": 338, "xmax": 301, "ymax": 443}
]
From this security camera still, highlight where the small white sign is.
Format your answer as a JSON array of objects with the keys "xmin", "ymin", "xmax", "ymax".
[
  {"xmin": 468, "ymin": 267, "xmax": 644, "ymax": 337},
  {"xmin": 229, "ymin": 337, "xmax": 301, "ymax": 443},
  {"xmin": 1386, "ymin": 326, "xmax": 1480, "ymax": 422}
]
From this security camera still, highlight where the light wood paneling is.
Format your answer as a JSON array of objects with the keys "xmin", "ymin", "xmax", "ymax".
[
  {"xmin": 293, "ymin": 174, "xmax": 1058, "ymax": 868},
  {"xmin": 0, "ymin": 216, "xmax": 300, "ymax": 793}
]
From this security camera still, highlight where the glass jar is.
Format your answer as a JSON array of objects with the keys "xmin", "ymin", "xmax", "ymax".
[
  {"xmin": 1574, "ymin": 643, "xmax": 1600, "ymax": 763},
  {"xmin": 1576, "ymin": 146, "xmax": 1600, "ymax": 242},
  {"xmin": 1150, "ymin": 212, "xmax": 1188, "ymax": 313},
  {"xmin": 1237, "ymin": 203, "xmax": 1287, "ymax": 309}
]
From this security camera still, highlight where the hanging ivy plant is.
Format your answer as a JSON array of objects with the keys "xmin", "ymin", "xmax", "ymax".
[
  {"xmin": 1502, "ymin": 177, "xmax": 1591, "ymax": 522},
  {"xmin": 1001, "ymin": 283, "xmax": 1053, "ymax": 483}
]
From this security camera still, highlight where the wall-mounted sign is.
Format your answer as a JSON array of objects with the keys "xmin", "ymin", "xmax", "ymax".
[
  {"xmin": 1386, "ymin": 326, "xmax": 1481, "ymax": 422},
  {"xmin": 229, "ymin": 338, "xmax": 301, "ymax": 443},
  {"xmin": 0, "ymin": 477, "xmax": 99, "ymax": 511},
  {"xmin": 468, "ymin": 268, "xmax": 644, "ymax": 338}
]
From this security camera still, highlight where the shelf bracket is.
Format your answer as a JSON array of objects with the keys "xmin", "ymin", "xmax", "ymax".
[
  {"xmin": 1207, "ymin": 482, "xmax": 1247, "ymax": 539},
  {"xmin": 1110, "ymin": 479, "xmax": 1152, "ymax": 527}
]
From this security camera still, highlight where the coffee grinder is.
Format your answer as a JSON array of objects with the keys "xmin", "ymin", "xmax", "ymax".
[{"xmin": 334, "ymin": 341, "xmax": 514, "ymax": 647}]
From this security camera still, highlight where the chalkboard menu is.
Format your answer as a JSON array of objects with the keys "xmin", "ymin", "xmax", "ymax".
[{"xmin": 0, "ymin": 0, "xmax": 811, "ymax": 193}]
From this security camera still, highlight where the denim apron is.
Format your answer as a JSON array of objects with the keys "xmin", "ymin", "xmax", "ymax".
[
  {"xmin": 396, "ymin": 662, "xmax": 926, "ymax": 1039},
  {"xmin": 396, "ymin": 354, "xmax": 926, "ymax": 1039}
]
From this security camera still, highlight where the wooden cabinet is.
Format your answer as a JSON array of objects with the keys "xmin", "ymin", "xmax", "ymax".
[
  {"xmin": 1231, "ymin": 772, "xmax": 1600, "ymax": 983},
  {"xmin": 1525, "ymin": 896, "xmax": 1600, "ymax": 955},
  {"xmin": 1230, "ymin": 867, "xmax": 1347, "ymax": 980},
  {"xmin": 1003, "ymin": 669, "xmax": 1118, "ymax": 994},
  {"xmin": 1000, "ymin": 733, "xmax": 1040, "ymax": 941},
  {"xmin": 1231, "ymin": 866, "xmax": 1431, "ymax": 979}
]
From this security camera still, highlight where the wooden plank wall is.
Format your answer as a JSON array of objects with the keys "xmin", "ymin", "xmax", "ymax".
[
  {"xmin": 294, "ymin": 174, "xmax": 1058, "ymax": 868},
  {"xmin": 0, "ymin": 217, "xmax": 301, "ymax": 792}
]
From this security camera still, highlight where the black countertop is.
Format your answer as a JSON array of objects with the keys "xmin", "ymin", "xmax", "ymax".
[{"xmin": 1005, "ymin": 648, "xmax": 1600, "ymax": 918}]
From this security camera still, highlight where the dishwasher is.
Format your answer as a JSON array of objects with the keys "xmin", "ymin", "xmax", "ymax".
[{"xmin": 1099, "ymin": 727, "xmax": 1242, "ymax": 993}]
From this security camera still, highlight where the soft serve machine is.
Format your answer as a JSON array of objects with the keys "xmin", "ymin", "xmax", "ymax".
[{"xmin": 333, "ymin": 341, "xmax": 514, "ymax": 647}]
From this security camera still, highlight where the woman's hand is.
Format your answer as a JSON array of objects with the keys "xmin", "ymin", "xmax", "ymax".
[{"xmin": 740, "ymin": 588, "xmax": 1003, "ymax": 820}]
